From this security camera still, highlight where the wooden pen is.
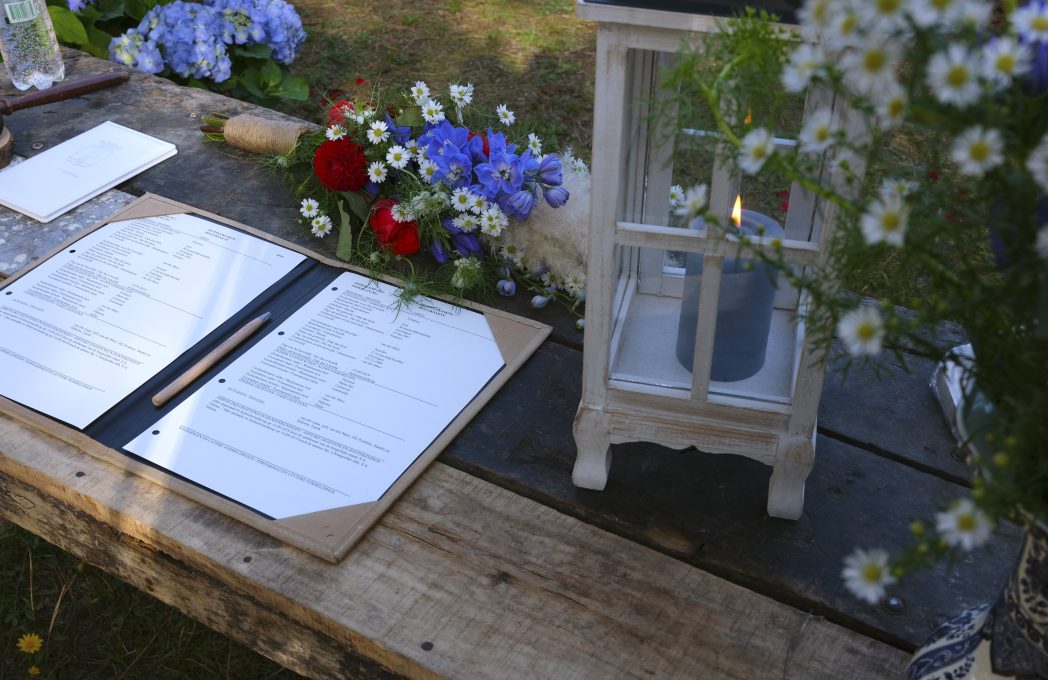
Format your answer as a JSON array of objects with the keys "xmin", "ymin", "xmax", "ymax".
[{"xmin": 151, "ymin": 312, "xmax": 272, "ymax": 407}]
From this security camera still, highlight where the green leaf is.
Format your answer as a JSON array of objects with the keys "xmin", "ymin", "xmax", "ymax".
[
  {"xmin": 397, "ymin": 107, "xmax": 423, "ymax": 128},
  {"xmin": 335, "ymin": 201, "xmax": 353, "ymax": 261},
  {"xmin": 259, "ymin": 60, "xmax": 281, "ymax": 89},
  {"xmin": 233, "ymin": 44, "xmax": 273, "ymax": 60},
  {"xmin": 238, "ymin": 70, "xmax": 266, "ymax": 99},
  {"xmin": 86, "ymin": 25, "xmax": 113, "ymax": 55},
  {"xmin": 341, "ymin": 191, "xmax": 370, "ymax": 224},
  {"xmin": 123, "ymin": 0, "xmax": 152, "ymax": 20},
  {"xmin": 48, "ymin": 6, "xmax": 89, "ymax": 46},
  {"xmin": 269, "ymin": 74, "xmax": 309, "ymax": 101}
]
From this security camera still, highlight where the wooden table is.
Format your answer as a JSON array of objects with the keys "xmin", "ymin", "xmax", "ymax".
[{"xmin": 0, "ymin": 50, "xmax": 1022, "ymax": 679}]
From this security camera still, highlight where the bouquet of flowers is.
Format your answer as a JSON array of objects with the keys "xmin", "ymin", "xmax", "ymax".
[
  {"xmin": 663, "ymin": 0, "xmax": 1048, "ymax": 607},
  {"xmin": 267, "ymin": 81, "xmax": 588, "ymax": 313}
]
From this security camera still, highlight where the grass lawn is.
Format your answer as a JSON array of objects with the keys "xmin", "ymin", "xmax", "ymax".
[{"xmin": 1, "ymin": 2, "xmax": 594, "ymax": 678}]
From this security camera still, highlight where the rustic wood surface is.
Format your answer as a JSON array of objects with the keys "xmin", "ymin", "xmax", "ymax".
[
  {"xmin": 0, "ymin": 49, "xmax": 1019, "ymax": 677},
  {"xmin": 0, "ymin": 411, "xmax": 909, "ymax": 679}
]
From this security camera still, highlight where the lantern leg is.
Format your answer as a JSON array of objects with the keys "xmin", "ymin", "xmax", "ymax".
[
  {"xmin": 767, "ymin": 432, "xmax": 815, "ymax": 520},
  {"xmin": 572, "ymin": 406, "xmax": 613, "ymax": 490}
]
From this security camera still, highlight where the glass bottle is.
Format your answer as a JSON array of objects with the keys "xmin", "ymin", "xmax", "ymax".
[{"xmin": 0, "ymin": 0, "xmax": 64, "ymax": 91}]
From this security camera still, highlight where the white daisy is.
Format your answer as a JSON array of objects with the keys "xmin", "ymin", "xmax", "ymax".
[
  {"xmin": 299, "ymin": 197, "xmax": 320, "ymax": 218},
  {"xmin": 385, "ymin": 145, "xmax": 410, "ymax": 169},
  {"xmin": 837, "ymin": 306, "xmax": 885, "ymax": 356},
  {"xmin": 564, "ymin": 272, "xmax": 586, "ymax": 298},
  {"xmin": 410, "ymin": 80, "xmax": 430, "ymax": 105},
  {"xmin": 325, "ymin": 124, "xmax": 346, "ymax": 141},
  {"xmin": 1027, "ymin": 136, "xmax": 1048, "ymax": 192},
  {"xmin": 570, "ymin": 157, "xmax": 589, "ymax": 174},
  {"xmin": 1036, "ymin": 224, "xmax": 1048, "ymax": 260},
  {"xmin": 738, "ymin": 128, "xmax": 774, "ymax": 175},
  {"xmin": 825, "ymin": 5, "xmax": 863, "ymax": 50},
  {"xmin": 450, "ymin": 187, "xmax": 473, "ymax": 212},
  {"xmin": 926, "ymin": 43, "xmax": 981, "ymax": 107},
  {"xmin": 936, "ymin": 498, "xmax": 994, "ymax": 551},
  {"xmin": 310, "ymin": 214, "xmax": 333, "ymax": 238},
  {"xmin": 673, "ymin": 184, "xmax": 708, "ymax": 219},
  {"xmin": 957, "ymin": 0, "xmax": 993, "ymax": 28},
  {"xmin": 910, "ymin": 0, "xmax": 964, "ymax": 28},
  {"xmin": 367, "ymin": 161, "xmax": 388, "ymax": 183},
  {"xmin": 527, "ymin": 133, "xmax": 542, "ymax": 155},
  {"xmin": 498, "ymin": 243, "xmax": 525, "ymax": 264},
  {"xmin": 841, "ymin": 548, "xmax": 896, "ymax": 605},
  {"xmin": 875, "ymin": 85, "xmax": 908, "ymax": 129},
  {"xmin": 480, "ymin": 205, "xmax": 509, "ymax": 237},
  {"xmin": 950, "ymin": 126, "xmax": 1004, "ymax": 176},
  {"xmin": 859, "ymin": 0, "xmax": 908, "ymax": 33},
  {"xmin": 860, "ymin": 194, "xmax": 910, "ymax": 246},
  {"xmin": 454, "ymin": 213, "xmax": 480, "ymax": 233},
  {"xmin": 842, "ymin": 38, "xmax": 900, "ymax": 95},
  {"xmin": 880, "ymin": 178, "xmax": 917, "ymax": 197},
  {"xmin": 418, "ymin": 159, "xmax": 438, "ymax": 183},
  {"xmin": 798, "ymin": 107, "xmax": 837, "ymax": 154},
  {"xmin": 366, "ymin": 121, "xmax": 390, "ymax": 144},
  {"xmin": 1012, "ymin": 0, "xmax": 1048, "ymax": 42},
  {"xmin": 496, "ymin": 104, "xmax": 515, "ymax": 126},
  {"xmin": 420, "ymin": 98, "xmax": 446, "ymax": 124},
  {"xmin": 981, "ymin": 37, "xmax": 1032, "ymax": 89},
  {"xmin": 448, "ymin": 82, "xmax": 474, "ymax": 107},
  {"xmin": 391, "ymin": 202, "xmax": 415, "ymax": 223},
  {"xmin": 781, "ymin": 43, "xmax": 826, "ymax": 93},
  {"xmin": 468, "ymin": 193, "xmax": 488, "ymax": 213},
  {"xmin": 668, "ymin": 184, "xmax": 684, "ymax": 209},
  {"xmin": 404, "ymin": 139, "xmax": 419, "ymax": 156},
  {"xmin": 798, "ymin": 0, "xmax": 834, "ymax": 40}
]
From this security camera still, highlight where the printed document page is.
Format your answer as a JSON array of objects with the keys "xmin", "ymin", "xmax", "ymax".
[
  {"xmin": 0, "ymin": 214, "xmax": 306, "ymax": 428},
  {"xmin": 0, "ymin": 121, "xmax": 177, "ymax": 222},
  {"xmin": 125, "ymin": 271, "xmax": 505, "ymax": 519}
]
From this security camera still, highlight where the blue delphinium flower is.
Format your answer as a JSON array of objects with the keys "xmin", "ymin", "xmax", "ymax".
[
  {"xmin": 506, "ymin": 188, "xmax": 536, "ymax": 219},
  {"xmin": 497, "ymin": 279, "xmax": 516, "ymax": 296},
  {"xmin": 543, "ymin": 186, "xmax": 570, "ymax": 208}
]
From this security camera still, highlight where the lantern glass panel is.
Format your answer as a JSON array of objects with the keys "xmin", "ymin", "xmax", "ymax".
[{"xmin": 608, "ymin": 242, "xmax": 804, "ymax": 407}]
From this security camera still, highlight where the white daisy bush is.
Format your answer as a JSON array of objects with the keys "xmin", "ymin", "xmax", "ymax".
[
  {"xmin": 660, "ymin": 1, "xmax": 1048, "ymax": 602},
  {"xmin": 273, "ymin": 81, "xmax": 583, "ymax": 317}
]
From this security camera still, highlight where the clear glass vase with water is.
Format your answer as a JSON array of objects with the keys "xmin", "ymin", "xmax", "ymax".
[{"xmin": 0, "ymin": 0, "xmax": 64, "ymax": 90}]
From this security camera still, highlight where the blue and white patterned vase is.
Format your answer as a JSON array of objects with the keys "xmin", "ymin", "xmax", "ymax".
[{"xmin": 907, "ymin": 519, "xmax": 1048, "ymax": 679}]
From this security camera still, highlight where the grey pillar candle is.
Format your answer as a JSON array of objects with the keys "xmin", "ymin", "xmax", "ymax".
[{"xmin": 675, "ymin": 209, "xmax": 784, "ymax": 382}]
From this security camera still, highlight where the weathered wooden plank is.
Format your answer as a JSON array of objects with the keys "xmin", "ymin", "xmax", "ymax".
[
  {"xmin": 820, "ymin": 342, "xmax": 971, "ymax": 483},
  {"xmin": 0, "ymin": 410, "xmax": 907, "ymax": 679},
  {"xmin": 0, "ymin": 490, "xmax": 397, "ymax": 680},
  {"xmin": 441, "ymin": 341, "xmax": 1022, "ymax": 649}
]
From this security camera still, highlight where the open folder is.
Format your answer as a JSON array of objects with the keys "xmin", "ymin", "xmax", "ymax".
[{"xmin": 0, "ymin": 194, "xmax": 550, "ymax": 562}]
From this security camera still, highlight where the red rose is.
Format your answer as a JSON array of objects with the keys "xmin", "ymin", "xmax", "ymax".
[
  {"xmin": 369, "ymin": 199, "xmax": 420, "ymax": 256},
  {"xmin": 313, "ymin": 139, "xmax": 367, "ymax": 192},
  {"xmin": 326, "ymin": 100, "xmax": 355, "ymax": 125}
]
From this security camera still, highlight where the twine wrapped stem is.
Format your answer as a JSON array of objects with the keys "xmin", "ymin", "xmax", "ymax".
[{"xmin": 201, "ymin": 113, "xmax": 317, "ymax": 155}]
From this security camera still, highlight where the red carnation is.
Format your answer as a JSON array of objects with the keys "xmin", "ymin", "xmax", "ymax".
[
  {"xmin": 326, "ymin": 100, "xmax": 355, "ymax": 125},
  {"xmin": 369, "ymin": 199, "xmax": 420, "ymax": 256},
  {"xmin": 313, "ymin": 139, "xmax": 368, "ymax": 192}
]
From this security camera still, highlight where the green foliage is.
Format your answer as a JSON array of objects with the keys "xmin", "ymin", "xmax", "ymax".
[{"xmin": 661, "ymin": 7, "xmax": 1048, "ymax": 584}]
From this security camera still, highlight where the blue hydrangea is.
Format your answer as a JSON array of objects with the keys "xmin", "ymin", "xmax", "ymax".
[{"xmin": 108, "ymin": 0, "xmax": 305, "ymax": 84}]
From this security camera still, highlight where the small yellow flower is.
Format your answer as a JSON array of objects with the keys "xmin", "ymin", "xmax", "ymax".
[
  {"xmin": 16, "ymin": 633, "xmax": 43, "ymax": 654},
  {"xmin": 28, "ymin": 665, "xmax": 41, "ymax": 676}
]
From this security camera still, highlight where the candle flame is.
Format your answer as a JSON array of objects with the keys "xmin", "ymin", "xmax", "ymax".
[{"xmin": 732, "ymin": 195, "xmax": 742, "ymax": 228}]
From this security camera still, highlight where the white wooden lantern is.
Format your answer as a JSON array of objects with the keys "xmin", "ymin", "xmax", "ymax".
[{"xmin": 572, "ymin": 1, "xmax": 862, "ymax": 519}]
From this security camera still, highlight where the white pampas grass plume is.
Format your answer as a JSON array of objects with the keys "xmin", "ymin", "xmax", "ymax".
[{"xmin": 497, "ymin": 151, "xmax": 589, "ymax": 294}]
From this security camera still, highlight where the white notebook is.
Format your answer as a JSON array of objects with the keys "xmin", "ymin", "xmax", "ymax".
[{"xmin": 0, "ymin": 121, "xmax": 177, "ymax": 223}]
